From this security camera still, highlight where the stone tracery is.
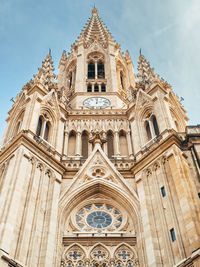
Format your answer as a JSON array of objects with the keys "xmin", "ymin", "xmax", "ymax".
[{"xmin": 75, "ymin": 203, "xmax": 123, "ymax": 232}]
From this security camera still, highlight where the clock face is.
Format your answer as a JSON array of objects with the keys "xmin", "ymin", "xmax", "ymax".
[{"xmin": 83, "ymin": 97, "xmax": 111, "ymax": 109}]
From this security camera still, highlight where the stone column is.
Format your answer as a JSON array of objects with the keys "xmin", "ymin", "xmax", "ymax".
[
  {"xmin": 63, "ymin": 131, "xmax": 69, "ymax": 156},
  {"xmin": 149, "ymin": 119, "xmax": 155, "ymax": 138},
  {"xmin": 75, "ymin": 132, "xmax": 81, "ymax": 156},
  {"xmin": 95, "ymin": 61, "xmax": 98, "ymax": 79},
  {"xmin": 127, "ymin": 131, "xmax": 134, "ymax": 157},
  {"xmin": 88, "ymin": 142, "xmax": 93, "ymax": 154},
  {"xmin": 104, "ymin": 142, "xmax": 108, "ymax": 155},
  {"xmin": 41, "ymin": 120, "xmax": 47, "ymax": 138},
  {"xmin": 114, "ymin": 131, "xmax": 120, "ymax": 156}
]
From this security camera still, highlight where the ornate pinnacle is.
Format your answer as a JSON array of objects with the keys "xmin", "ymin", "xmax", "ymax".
[
  {"xmin": 34, "ymin": 54, "xmax": 57, "ymax": 91},
  {"xmin": 136, "ymin": 55, "xmax": 156, "ymax": 86}
]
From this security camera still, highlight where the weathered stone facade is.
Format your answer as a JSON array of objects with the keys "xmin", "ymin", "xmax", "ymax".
[{"xmin": 0, "ymin": 8, "xmax": 200, "ymax": 267}]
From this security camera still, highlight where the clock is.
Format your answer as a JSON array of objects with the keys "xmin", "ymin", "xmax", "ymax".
[{"xmin": 83, "ymin": 97, "xmax": 111, "ymax": 109}]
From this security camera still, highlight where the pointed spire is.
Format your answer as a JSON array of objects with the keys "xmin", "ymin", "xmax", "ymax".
[
  {"xmin": 78, "ymin": 8, "xmax": 113, "ymax": 48},
  {"xmin": 34, "ymin": 54, "xmax": 57, "ymax": 91}
]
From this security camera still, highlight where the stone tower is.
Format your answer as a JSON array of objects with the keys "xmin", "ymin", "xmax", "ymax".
[{"xmin": 0, "ymin": 8, "xmax": 200, "ymax": 267}]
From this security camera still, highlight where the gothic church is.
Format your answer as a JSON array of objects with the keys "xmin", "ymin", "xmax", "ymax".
[{"xmin": 0, "ymin": 8, "xmax": 200, "ymax": 267}]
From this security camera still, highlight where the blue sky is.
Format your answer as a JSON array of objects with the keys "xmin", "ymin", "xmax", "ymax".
[{"xmin": 0, "ymin": 0, "xmax": 200, "ymax": 140}]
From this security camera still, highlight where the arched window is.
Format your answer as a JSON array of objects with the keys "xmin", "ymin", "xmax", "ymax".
[
  {"xmin": 36, "ymin": 116, "xmax": 43, "ymax": 136},
  {"xmin": 97, "ymin": 61, "xmax": 105, "ymax": 78},
  {"xmin": 145, "ymin": 121, "xmax": 152, "ymax": 141},
  {"xmin": 69, "ymin": 73, "xmax": 72, "ymax": 89},
  {"xmin": 152, "ymin": 116, "xmax": 159, "ymax": 136},
  {"xmin": 88, "ymin": 62, "xmax": 95, "ymax": 79},
  {"xmin": 81, "ymin": 131, "xmax": 88, "ymax": 159},
  {"xmin": 44, "ymin": 121, "xmax": 50, "ymax": 141},
  {"xmin": 120, "ymin": 72, "xmax": 124, "ymax": 89},
  {"xmin": 15, "ymin": 121, "xmax": 21, "ymax": 135},
  {"xmin": 87, "ymin": 84, "xmax": 92, "ymax": 92},
  {"xmin": 101, "ymin": 83, "xmax": 106, "ymax": 92},
  {"xmin": 68, "ymin": 131, "xmax": 76, "ymax": 156},
  {"xmin": 175, "ymin": 120, "xmax": 179, "ymax": 132},
  {"xmin": 107, "ymin": 131, "xmax": 114, "ymax": 159},
  {"xmin": 119, "ymin": 130, "xmax": 128, "ymax": 156},
  {"xmin": 94, "ymin": 84, "xmax": 99, "ymax": 92}
]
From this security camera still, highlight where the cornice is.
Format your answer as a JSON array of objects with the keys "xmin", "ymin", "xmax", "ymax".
[
  {"xmin": 0, "ymin": 131, "xmax": 66, "ymax": 174},
  {"xmin": 132, "ymin": 132, "xmax": 183, "ymax": 174}
]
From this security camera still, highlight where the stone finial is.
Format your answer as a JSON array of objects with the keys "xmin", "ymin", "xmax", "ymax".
[
  {"xmin": 33, "ymin": 54, "xmax": 57, "ymax": 91},
  {"xmin": 92, "ymin": 7, "xmax": 98, "ymax": 16}
]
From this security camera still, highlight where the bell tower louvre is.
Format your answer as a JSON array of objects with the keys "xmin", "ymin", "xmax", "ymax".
[{"xmin": 0, "ymin": 7, "xmax": 200, "ymax": 267}]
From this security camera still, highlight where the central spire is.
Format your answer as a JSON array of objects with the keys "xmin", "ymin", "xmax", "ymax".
[{"xmin": 78, "ymin": 7, "xmax": 113, "ymax": 48}]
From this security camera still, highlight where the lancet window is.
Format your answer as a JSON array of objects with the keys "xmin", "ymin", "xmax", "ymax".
[
  {"xmin": 87, "ymin": 84, "xmax": 92, "ymax": 92},
  {"xmin": 87, "ymin": 52, "xmax": 106, "ymax": 92},
  {"xmin": 120, "ymin": 72, "xmax": 124, "ymax": 89},
  {"xmin": 88, "ymin": 62, "xmax": 95, "ymax": 79},
  {"xmin": 98, "ymin": 61, "xmax": 105, "ymax": 78},
  {"xmin": 36, "ymin": 115, "xmax": 51, "ymax": 142},
  {"xmin": 94, "ymin": 84, "xmax": 99, "ymax": 92},
  {"xmin": 13, "ymin": 110, "xmax": 25, "ymax": 137},
  {"xmin": 69, "ymin": 73, "xmax": 73, "ymax": 89},
  {"xmin": 68, "ymin": 131, "xmax": 76, "ymax": 156},
  {"xmin": 101, "ymin": 83, "xmax": 106, "ymax": 92},
  {"xmin": 144, "ymin": 114, "xmax": 160, "ymax": 142},
  {"xmin": 107, "ymin": 131, "xmax": 114, "ymax": 159},
  {"xmin": 81, "ymin": 131, "xmax": 89, "ymax": 159},
  {"xmin": 119, "ymin": 130, "xmax": 128, "ymax": 156},
  {"xmin": 66, "ymin": 60, "xmax": 76, "ymax": 90}
]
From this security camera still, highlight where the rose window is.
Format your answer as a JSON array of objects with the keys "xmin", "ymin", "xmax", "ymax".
[
  {"xmin": 86, "ymin": 211, "xmax": 112, "ymax": 228},
  {"xmin": 75, "ymin": 203, "xmax": 122, "ymax": 232}
]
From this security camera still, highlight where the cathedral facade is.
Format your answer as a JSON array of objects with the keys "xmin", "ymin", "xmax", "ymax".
[{"xmin": 0, "ymin": 8, "xmax": 200, "ymax": 267}]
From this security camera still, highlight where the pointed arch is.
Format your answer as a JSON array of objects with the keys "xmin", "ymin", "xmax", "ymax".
[
  {"xmin": 119, "ymin": 130, "xmax": 128, "ymax": 156},
  {"xmin": 39, "ymin": 104, "xmax": 59, "ymax": 145},
  {"xmin": 152, "ymin": 115, "xmax": 159, "ymax": 136},
  {"xmin": 59, "ymin": 179, "xmax": 140, "ymax": 233},
  {"xmin": 81, "ymin": 130, "xmax": 88, "ymax": 159},
  {"xmin": 170, "ymin": 108, "xmax": 185, "ymax": 132},
  {"xmin": 44, "ymin": 121, "xmax": 51, "ymax": 141},
  {"xmin": 94, "ymin": 84, "xmax": 99, "ymax": 92},
  {"xmin": 68, "ymin": 130, "xmax": 76, "ymax": 156},
  {"xmin": 107, "ymin": 130, "xmax": 114, "ymax": 159},
  {"xmin": 101, "ymin": 83, "xmax": 106, "ymax": 92},
  {"xmin": 88, "ymin": 61, "xmax": 95, "ymax": 79},
  {"xmin": 12, "ymin": 109, "xmax": 25, "ymax": 137},
  {"xmin": 120, "ymin": 71, "xmax": 124, "ymax": 89},
  {"xmin": 87, "ymin": 83, "xmax": 92, "ymax": 92},
  {"xmin": 97, "ymin": 61, "xmax": 105, "ymax": 79},
  {"xmin": 145, "ymin": 121, "xmax": 152, "ymax": 141},
  {"xmin": 36, "ymin": 116, "xmax": 43, "ymax": 136}
]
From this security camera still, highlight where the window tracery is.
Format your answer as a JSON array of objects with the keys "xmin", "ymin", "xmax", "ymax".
[
  {"xmin": 36, "ymin": 114, "xmax": 51, "ymax": 142},
  {"xmin": 75, "ymin": 203, "xmax": 123, "ymax": 232},
  {"xmin": 65, "ymin": 245, "xmax": 85, "ymax": 266},
  {"xmin": 62, "ymin": 244, "xmax": 138, "ymax": 267},
  {"xmin": 144, "ymin": 113, "xmax": 160, "ymax": 143},
  {"xmin": 86, "ymin": 52, "xmax": 106, "ymax": 92},
  {"xmin": 114, "ymin": 245, "xmax": 137, "ymax": 267}
]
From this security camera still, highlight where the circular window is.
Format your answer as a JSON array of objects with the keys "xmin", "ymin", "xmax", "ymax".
[
  {"xmin": 86, "ymin": 211, "xmax": 112, "ymax": 228},
  {"xmin": 75, "ymin": 203, "xmax": 123, "ymax": 232}
]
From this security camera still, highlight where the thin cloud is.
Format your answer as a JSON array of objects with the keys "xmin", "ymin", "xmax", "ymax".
[{"xmin": 153, "ymin": 22, "xmax": 177, "ymax": 36}]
